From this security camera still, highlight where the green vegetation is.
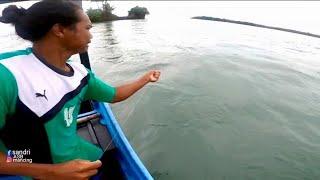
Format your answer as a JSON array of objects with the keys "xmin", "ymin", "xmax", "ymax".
[
  {"xmin": 86, "ymin": 8, "xmax": 103, "ymax": 22},
  {"xmin": 86, "ymin": 1, "xmax": 149, "ymax": 22},
  {"xmin": 86, "ymin": 2, "xmax": 116, "ymax": 22},
  {"xmin": 128, "ymin": 6, "xmax": 150, "ymax": 19}
]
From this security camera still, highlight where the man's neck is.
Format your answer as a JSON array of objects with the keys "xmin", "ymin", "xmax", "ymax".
[{"xmin": 33, "ymin": 40, "xmax": 72, "ymax": 72}]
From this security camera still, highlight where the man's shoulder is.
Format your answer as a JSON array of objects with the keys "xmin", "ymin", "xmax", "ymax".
[
  {"xmin": 0, "ymin": 63, "xmax": 18, "ymax": 96},
  {"xmin": 68, "ymin": 61, "xmax": 90, "ymax": 75},
  {"xmin": 0, "ymin": 48, "xmax": 32, "ymax": 82},
  {"xmin": 0, "ymin": 48, "xmax": 32, "ymax": 61}
]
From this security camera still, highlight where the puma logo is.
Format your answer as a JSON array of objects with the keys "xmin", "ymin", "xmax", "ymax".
[{"xmin": 35, "ymin": 90, "xmax": 48, "ymax": 101}]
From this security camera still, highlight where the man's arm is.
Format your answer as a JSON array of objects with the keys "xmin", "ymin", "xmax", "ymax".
[
  {"xmin": 85, "ymin": 70, "xmax": 161, "ymax": 103},
  {"xmin": 112, "ymin": 70, "xmax": 161, "ymax": 103},
  {"xmin": 0, "ymin": 152, "xmax": 52, "ymax": 178},
  {"xmin": 0, "ymin": 152, "xmax": 101, "ymax": 179}
]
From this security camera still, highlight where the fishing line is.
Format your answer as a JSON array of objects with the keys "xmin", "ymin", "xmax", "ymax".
[{"xmin": 103, "ymin": 71, "xmax": 148, "ymax": 151}]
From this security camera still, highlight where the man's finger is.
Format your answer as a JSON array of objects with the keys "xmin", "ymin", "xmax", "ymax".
[
  {"xmin": 84, "ymin": 169, "xmax": 99, "ymax": 177},
  {"xmin": 81, "ymin": 160, "xmax": 102, "ymax": 171}
]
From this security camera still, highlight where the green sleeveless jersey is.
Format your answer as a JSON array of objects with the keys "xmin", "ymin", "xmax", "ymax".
[{"xmin": 0, "ymin": 48, "xmax": 116, "ymax": 164}]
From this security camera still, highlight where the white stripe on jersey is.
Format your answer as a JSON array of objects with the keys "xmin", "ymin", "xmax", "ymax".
[{"xmin": 0, "ymin": 53, "xmax": 88, "ymax": 117}]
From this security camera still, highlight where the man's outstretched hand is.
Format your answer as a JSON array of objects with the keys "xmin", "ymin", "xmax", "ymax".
[
  {"xmin": 143, "ymin": 70, "xmax": 161, "ymax": 83},
  {"xmin": 112, "ymin": 70, "xmax": 161, "ymax": 103}
]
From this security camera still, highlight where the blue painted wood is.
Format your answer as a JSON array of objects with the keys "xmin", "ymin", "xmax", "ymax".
[{"xmin": 94, "ymin": 102, "xmax": 153, "ymax": 180}]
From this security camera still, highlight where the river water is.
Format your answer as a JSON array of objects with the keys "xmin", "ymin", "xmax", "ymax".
[{"xmin": 1, "ymin": 1, "xmax": 320, "ymax": 180}]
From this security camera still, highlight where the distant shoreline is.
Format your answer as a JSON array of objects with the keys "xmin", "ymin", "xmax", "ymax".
[{"xmin": 192, "ymin": 16, "xmax": 320, "ymax": 39}]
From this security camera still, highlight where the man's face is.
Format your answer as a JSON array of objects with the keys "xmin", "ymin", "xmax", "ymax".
[{"xmin": 62, "ymin": 10, "xmax": 93, "ymax": 54}]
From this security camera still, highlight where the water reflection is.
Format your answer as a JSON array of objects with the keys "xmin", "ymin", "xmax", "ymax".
[
  {"xmin": 131, "ymin": 19, "xmax": 147, "ymax": 35},
  {"xmin": 89, "ymin": 22, "xmax": 123, "ymax": 64},
  {"xmin": 105, "ymin": 22, "xmax": 119, "ymax": 46}
]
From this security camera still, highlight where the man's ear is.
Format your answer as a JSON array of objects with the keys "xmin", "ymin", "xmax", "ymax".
[{"xmin": 51, "ymin": 24, "xmax": 65, "ymax": 38}]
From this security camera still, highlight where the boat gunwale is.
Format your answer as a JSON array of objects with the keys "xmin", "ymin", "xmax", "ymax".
[{"xmin": 94, "ymin": 102, "xmax": 153, "ymax": 180}]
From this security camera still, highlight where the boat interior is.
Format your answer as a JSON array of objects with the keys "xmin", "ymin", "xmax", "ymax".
[{"xmin": 77, "ymin": 101, "xmax": 125, "ymax": 179}]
